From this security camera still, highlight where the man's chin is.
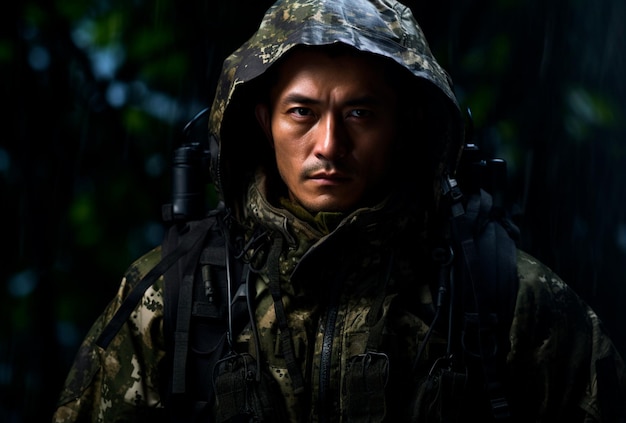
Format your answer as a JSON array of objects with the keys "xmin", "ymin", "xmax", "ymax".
[
  {"xmin": 291, "ymin": 185, "xmax": 365, "ymax": 213},
  {"xmin": 300, "ymin": 197, "xmax": 359, "ymax": 214}
]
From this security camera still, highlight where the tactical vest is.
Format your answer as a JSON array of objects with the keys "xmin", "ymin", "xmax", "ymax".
[{"xmin": 95, "ymin": 133, "xmax": 520, "ymax": 422}]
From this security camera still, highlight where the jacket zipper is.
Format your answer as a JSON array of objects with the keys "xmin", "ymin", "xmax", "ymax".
[{"xmin": 319, "ymin": 276, "xmax": 342, "ymax": 422}]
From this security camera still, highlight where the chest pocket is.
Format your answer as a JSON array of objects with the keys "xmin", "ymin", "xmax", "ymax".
[{"xmin": 342, "ymin": 291, "xmax": 399, "ymax": 422}]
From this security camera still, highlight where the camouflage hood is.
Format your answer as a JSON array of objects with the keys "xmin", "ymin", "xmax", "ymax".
[{"xmin": 207, "ymin": 0, "xmax": 464, "ymax": 217}]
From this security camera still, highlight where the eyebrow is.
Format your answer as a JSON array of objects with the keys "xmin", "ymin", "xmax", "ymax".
[
  {"xmin": 279, "ymin": 93, "xmax": 382, "ymax": 107},
  {"xmin": 345, "ymin": 95, "xmax": 381, "ymax": 107},
  {"xmin": 280, "ymin": 93, "xmax": 319, "ymax": 105}
]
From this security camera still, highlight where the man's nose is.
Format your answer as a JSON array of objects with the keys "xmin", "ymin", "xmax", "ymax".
[{"xmin": 314, "ymin": 114, "xmax": 348, "ymax": 160}]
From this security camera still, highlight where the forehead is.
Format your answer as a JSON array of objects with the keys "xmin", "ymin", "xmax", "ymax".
[{"xmin": 269, "ymin": 46, "xmax": 398, "ymax": 99}]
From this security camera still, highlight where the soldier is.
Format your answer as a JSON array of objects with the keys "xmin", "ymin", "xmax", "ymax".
[{"xmin": 53, "ymin": 0, "xmax": 626, "ymax": 422}]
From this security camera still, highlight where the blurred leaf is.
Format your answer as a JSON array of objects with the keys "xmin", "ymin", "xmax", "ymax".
[
  {"xmin": 465, "ymin": 84, "xmax": 497, "ymax": 127},
  {"xmin": 69, "ymin": 192, "xmax": 103, "ymax": 247},
  {"xmin": 55, "ymin": 0, "xmax": 92, "ymax": 21},
  {"xmin": 22, "ymin": 3, "xmax": 46, "ymax": 26},
  {"xmin": 566, "ymin": 86, "xmax": 618, "ymax": 127},
  {"xmin": 0, "ymin": 40, "xmax": 14, "ymax": 63},
  {"xmin": 461, "ymin": 34, "xmax": 512, "ymax": 75},
  {"xmin": 91, "ymin": 10, "xmax": 128, "ymax": 45},
  {"xmin": 140, "ymin": 51, "xmax": 189, "ymax": 84},
  {"xmin": 130, "ymin": 27, "xmax": 177, "ymax": 58}
]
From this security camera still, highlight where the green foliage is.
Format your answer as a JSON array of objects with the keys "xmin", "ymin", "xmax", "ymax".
[
  {"xmin": 69, "ymin": 192, "xmax": 103, "ymax": 247},
  {"xmin": 0, "ymin": 39, "xmax": 14, "ymax": 63},
  {"xmin": 91, "ymin": 11, "xmax": 128, "ymax": 45},
  {"xmin": 22, "ymin": 3, "xmax": 47, "ymax": 26},
  {"xmin": 565, "ymin": 86, "xmax": 620, "ymax": 141},
  {"xmin": 462, "ymin": 34, "xmax": 512, "ymax": 75},
  {"xmin": 54, "ymin": 0, "xmax": 92, "ymax": 21}
]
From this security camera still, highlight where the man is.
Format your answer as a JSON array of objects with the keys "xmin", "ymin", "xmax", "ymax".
[{"xmin": 53, "ymin": 0, "xmax": 626, "ymax": 422}]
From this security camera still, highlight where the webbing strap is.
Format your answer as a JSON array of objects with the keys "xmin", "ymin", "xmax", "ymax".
[
  {"xmin": 267, "ymin": 235, "xmax": 305, "ymax": 394},
  {"xmin": 171, "ymin": 237, "xmax": 207, "ymax": 394},
  {"xmin": 365, "ymin": 254, "xmax": 394, "ymax": 351},
  {"xmin": 95, "ymin": 218, "xmax": 215, "ymax": 349},
  {"xmin": 366, "ymin": 291, "xmax": 388, "ymax": 352},
  {"xmin": 463, "ymin": 191, "xmax": 517, "ymax": 328},
  {"xmin": 453, "ymin": 189, "xmax": 514, "ymax": 421}
]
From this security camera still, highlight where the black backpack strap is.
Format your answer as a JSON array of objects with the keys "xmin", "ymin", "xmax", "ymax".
[
  {"xmin": 168, "ymin": 228, "xmax": 210, "ymax": 396},
  {"xmin": 163, "ymin": 212, "xmax": 254, "ymax": 423},
  {"xmin": 451, "ymin": 188, "xmax": 518, "ymax": 421},
  {"xmin": 95, "ymin": 217, "xmax": 216, "ymax": 349}
]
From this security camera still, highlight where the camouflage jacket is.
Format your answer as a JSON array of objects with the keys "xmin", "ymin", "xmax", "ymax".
[{"xmin": 53, "ymin": 173, "xmax": 626, "ymax": 422}]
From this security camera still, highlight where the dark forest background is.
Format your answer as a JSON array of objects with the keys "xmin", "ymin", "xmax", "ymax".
[{"xmin": 3, "ymin": 0, "xmax": 626, "ymax": 421}]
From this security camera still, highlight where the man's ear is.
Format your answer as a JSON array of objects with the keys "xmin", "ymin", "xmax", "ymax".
[{"xmin": 255, "ymin": 104, "xmax": 273, "ymax": 147}]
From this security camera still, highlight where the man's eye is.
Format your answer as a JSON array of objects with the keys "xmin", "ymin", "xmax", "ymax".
[
  {"xmin": 348, "ymin": 109, "xmax": 372, "ymax": 118},
  {"xmin": 290, "ymin": 107, "xmax": 312, "ymax": 116}
]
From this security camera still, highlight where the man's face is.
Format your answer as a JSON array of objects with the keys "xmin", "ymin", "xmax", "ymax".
[{"xmin": 256, "ymin": 48, "xmax": 399, "ymax": 213}]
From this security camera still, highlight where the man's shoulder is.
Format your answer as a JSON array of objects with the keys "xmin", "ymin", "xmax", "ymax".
[
  {"xmin": 515, "ymin": 248, "xmax": 584, "ymax": 310},
  {"xmin": 516, "ymin": 249, "xmax": 565, "ymax": 287},
  {"xmin": 123, "ymin": 246, "xmax": 163, "ymax": 289},
  {"xmin": 516, "ymin": 249, "xmax": 555, "ymax": 277}
]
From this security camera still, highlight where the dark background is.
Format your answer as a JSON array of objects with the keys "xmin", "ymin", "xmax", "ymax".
[{"xmin": 3, "ymin": 0, "xmax": 625, "ymax": 421}]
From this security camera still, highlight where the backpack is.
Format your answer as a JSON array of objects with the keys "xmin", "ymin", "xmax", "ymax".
[
  {"xmin": 95, "ymin": 110, "xmax": 521, "ymax": 422},
  {"xmin": 409, "ymin": 144, "xmax": 520, "ymax": 421}
]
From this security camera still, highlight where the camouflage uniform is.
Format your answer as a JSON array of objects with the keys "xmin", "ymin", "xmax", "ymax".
[{"xmin": 53, "ymin": 0, "xmax": 626, "ymax": 422}]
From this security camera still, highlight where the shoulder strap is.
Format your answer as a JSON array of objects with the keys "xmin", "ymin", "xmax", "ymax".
[
  {"xmin": 95, "ymin": 217, "xmax": 216, "ymax": 349},
  {"xmin": 452, "ymin": 187, "xmax": 518, "ymax": 421},
  {"xmin": 161, "ymin": 211, "xmax": 251, "ymax": 423}
]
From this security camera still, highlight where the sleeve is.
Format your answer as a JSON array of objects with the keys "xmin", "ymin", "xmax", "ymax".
[
  {"xmin": 507, "ymin": 250, "xmax": 626, "ymax": 422},
  {"xmin": 52, "ymin": 247, "xmax": 167, "ymax": 423}
]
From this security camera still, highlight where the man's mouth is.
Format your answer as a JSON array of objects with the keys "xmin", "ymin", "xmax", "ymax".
[{"xmin": 309, "ymin": 171, "xmax": 351, "ymax": 183}]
